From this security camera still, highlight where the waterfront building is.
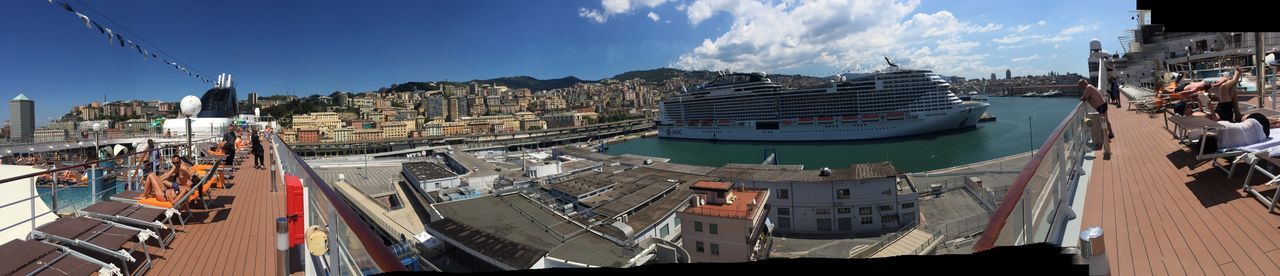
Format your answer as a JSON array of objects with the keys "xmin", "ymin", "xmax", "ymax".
[
  {"xmin": 421, "ymin": 123, "xmax": 442, "ymax": 137},
  {"xmin": 680, "ymin": 181, "xmax": 771, "ymax": 263},
  {"xmin": 441, "ymin": 122, "xmax": 469, "ymax": 136}
]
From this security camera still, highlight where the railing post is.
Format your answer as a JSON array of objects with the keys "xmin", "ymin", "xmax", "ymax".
[
  {"xmin": 51, "ymin": 164, "xmax": 59, "ymax": 212},
  {"xmin": 277, "ymin": 217, "xmax": 288, "ymax": 276},
  {"xmin": 90, "ymin": 164, "xmax": 97, "ymax": 205}
]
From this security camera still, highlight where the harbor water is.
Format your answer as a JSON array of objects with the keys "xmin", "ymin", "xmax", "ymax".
[{"xmin": 606, "ymin": 96, "xmax": 1079, "ymax": 172}]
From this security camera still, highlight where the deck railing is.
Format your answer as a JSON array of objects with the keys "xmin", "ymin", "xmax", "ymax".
[
  {"xmin": 270, "ymin": 134, "xmax": 409, "ymax": 274},
  {"xmin": 972, "ymin": 99, "xmax": 1092, "ymax": 251}
]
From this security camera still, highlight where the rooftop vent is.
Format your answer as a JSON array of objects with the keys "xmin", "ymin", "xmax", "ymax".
[{"xmin": 819, "ymin": 167, "xmax": 832, "ymax": 177}]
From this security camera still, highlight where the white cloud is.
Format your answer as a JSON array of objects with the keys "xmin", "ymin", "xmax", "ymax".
[
  {"xmin": 1013, "ymin": 24, "xmax": 1031, "ymax": 33},
  {"xmin": 667, "ymin": 0, "xmax": 1014, "ymax": 77},
  {"xmin": 1037, "ymin": 20, "xmax": 1046, "ymax": 25},
  {"xmin": 579, "ymin": 0, "xmax": 670, "ymax": 23},
  {"xmin": 1012, "ymin": 54, "xmax": 1041, "ymax": 62},
  {"xmin": 1060, "ymin": 25, "xmax": 1087, "ymax": 35},
  {"xmin": 648, "ymin": 12, "xmax": 661, "ymax": 22}
]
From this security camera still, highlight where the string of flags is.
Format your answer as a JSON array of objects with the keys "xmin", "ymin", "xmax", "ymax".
[{"xmin": 48, "ymin": 0, "xmax": 211, "ymax": 84}]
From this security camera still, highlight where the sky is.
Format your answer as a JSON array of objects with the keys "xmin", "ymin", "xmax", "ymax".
[{"xmin": 0, "ymin": 0, "xmax": 1137, "ymax": 126}]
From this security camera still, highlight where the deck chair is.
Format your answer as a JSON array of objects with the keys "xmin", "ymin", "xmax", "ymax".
[
  {"xmin": 134, "ymin": 162, "xmax": 221, "ymax": 219},
  {"xmin": 79, "ymin": 201, "xmax": 180, "ymax": 251},
  {"xmin": 29, "ymin": 217, "xmax": 156, "ymax": 276},
  {"xmin": 1190, "ymin": 128, "xmax": 1280, "ymax": 177},
  {"xmin": 0, "ymin": 239, "xmax": 122, "ymax": 276}
]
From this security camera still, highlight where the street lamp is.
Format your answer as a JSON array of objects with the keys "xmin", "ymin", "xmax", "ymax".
[
  {"xmin": 180, "ymin": 95, "xmax": 202, "ymax": 160},
  {"xmin": 93, "ymin": 123, "xmax": 102, "ymax": 160}
]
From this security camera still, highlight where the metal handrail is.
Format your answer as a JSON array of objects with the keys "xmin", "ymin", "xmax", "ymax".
[
  {"xmin": 274, "ymin": 137, "xmax": 409, "ymax": 272},
  {"xmin": 972, "ymin": 102, "xmax": 1084, "ymax": 251},
  {"xmin": 0, "ymin": 145, "xmax": 178, "ymax": 186}
]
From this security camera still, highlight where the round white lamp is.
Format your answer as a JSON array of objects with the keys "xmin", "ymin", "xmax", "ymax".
[
  {"xmin": 180, "ymin": 95, "xmax": 201, "ymax": 159},
  {"xmin": 180, "ymin": 95, "xmax": 202, "ymax": 117}
]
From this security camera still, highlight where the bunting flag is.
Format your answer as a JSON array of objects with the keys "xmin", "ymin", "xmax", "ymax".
[
  {"xmin": 75, "ymin": 12, "xmax": 91, "ymax": 29},
  {"xmin": 51, "ymin": 0, "xmax": 209, "ymax": 84}
]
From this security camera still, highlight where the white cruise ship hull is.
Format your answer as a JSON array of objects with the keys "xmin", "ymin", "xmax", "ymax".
[{"xmin": 658, "ymin": 102, "xmax": 989, "ymax": 141}]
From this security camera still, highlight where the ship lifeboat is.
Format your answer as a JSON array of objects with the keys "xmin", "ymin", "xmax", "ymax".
[
  {"xmin": 862, "ymin": 114, "xmax": 880, "ymax": 121},
  {"xmin": 797, "ymin": 117, "xmax": 814, "ymax": 124},
  {"xmin": 887, "ymin": 112, "xmax": 906, "ymax": 120},
  {"xmin": 717, "ymin": 119, "xmax": 731, "ymax": 126},
  {"xmin": 675, "ymin": 120, "xmax": 685, "ymax": 126},
  {"xmin": 782, "ymin": 119, "xmax": 795, "ymax": 126},
  {"xmin": 840, "ymin": 115, "xmax": 858, "ymax": 123}
]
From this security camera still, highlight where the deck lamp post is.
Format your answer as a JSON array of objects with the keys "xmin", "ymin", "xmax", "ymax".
[
  {"xmin": 181, "ymin": 95, "xmax": 202, "ymax": 160},
  {"xmin": 92, "ymin": 123, "xmax": 102, "ymax": 160}
]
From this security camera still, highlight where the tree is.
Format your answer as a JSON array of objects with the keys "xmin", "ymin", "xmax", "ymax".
[{"xmin": 526, "ymin": 125, "xmax": 543, "ymax": 131}]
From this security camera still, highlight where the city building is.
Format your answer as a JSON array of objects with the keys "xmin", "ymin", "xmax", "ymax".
[
  {"xmin": 381, "ymin": 121, "xmax": 415, "ymax": 140},
  {"xmin": 292, "ymin": 112, "xmax": 342, "ymax": 133},
  {"xmin": 297, "ymin": 129, "xmax": 320, "ymax": 143},
  {"xmin": 1005, "ymin": 69, "xmax": 1012, "ymax": 80},
  {"xmin": 330, "ymin": 127, "xmax": 353, "ymax": 142},
  {"xmin": 402, "ymin": 161, "xmax": 461, "ymax": 199},
  {"xmin": 353, "ymin": 128, "xmax": 382, "ymax": 141},
  {"xmin": 679, "ymin": 181, "xmax": 771, "ymax": 263},
  {"xmin": 542, "ymin": 112, "xmax": 598, "ymax": 129},
  {"xmin": 10, "ymin": 93, "xmax": 34, "ymax": 142},
  {"xmin": 421, "ymin": 123, "xmax": 442, "ymax": 137},
  {"xmin": 33, "ymin": 129, "xmax": 67, "ymax": 142},
  {"xmin": 441, "ymin": 122, "xmax": 469, "ymax": 136}
]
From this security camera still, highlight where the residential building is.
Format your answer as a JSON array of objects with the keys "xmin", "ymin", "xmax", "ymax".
[
  {"xmin": 441, "ymin": 122, "xmax": 469, "ymax": 136},
  {"xmin": 330, "ymin": 127, "xmax": 353, "ymax": 142},
  {"xmin": 381, "ymin": 121, "xmax": 415, "ymax": 140},
  {"xmin": 421, "ymin": 123, "xmax": 442, "ymax": 137},
  {"xmin": 679, "ymin": 182, "xmax": 771, "ymax": 263},
  {"xmin": 297, "ymin": 129, "xmax": 320, "ymax": 143},
  {"xmin": 542, "ymin": 112, "xmax": 597, "ymax": 129},
  {"xmin": 353, "ymin": 129, "xmax": 382, "ymax": 141}
]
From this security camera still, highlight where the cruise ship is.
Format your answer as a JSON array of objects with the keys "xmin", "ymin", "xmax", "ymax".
[{"xmin": 657, "ymin": 60, "xmax": 990, "ymax": 141}]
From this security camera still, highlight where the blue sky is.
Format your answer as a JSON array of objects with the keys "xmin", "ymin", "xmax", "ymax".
[{"xmin": 1, "ymin": 0, "xmax": 1136, "ymax": 125}]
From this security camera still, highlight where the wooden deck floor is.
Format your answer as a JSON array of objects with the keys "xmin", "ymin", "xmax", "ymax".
[
  {"xmin": 145, "ymin": 147, "xmax": 293, "ymax": 275},
  {"xmin": 1081, "ymin": 94, "xmax": 1280, "ymax": 276}
]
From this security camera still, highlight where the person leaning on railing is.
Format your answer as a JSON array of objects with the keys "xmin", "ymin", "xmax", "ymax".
[{"xmin": 1078, "ymin": 79, "xmax": 1115, "ymax": 140}]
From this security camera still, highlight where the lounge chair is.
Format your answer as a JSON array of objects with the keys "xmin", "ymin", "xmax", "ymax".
[
  {"xmin": 1190, "ymin": 128, "xmax": 1280, "ymax": 177},
  {"xmin": 79, "ymin": 200, "xmax": 180, "ymax": 251},
  {"xmin": 0, "ymin": 239, "xmax": 122, "ymax": 276},
  {"xmin": 29, "ymin": 217, "xmax": 156, "ymax": 276},
  {"xmin": 137, "ymin": 161, "xmax": 220, "ymax": 210}
]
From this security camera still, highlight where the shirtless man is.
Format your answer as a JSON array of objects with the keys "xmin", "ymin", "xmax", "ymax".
[
  {"xmin": 140, "ymin": 154, "xmax": 192, "ymax": 202},
  {"xmin": 1215, "ymin": 67, "xmax": 1244, "ymax": 123}
]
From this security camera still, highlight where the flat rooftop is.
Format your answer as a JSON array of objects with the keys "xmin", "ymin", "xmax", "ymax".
[
  {"xmin": 428, "ymin": 194, "xmax": 638, "ymax": 269},
  {"xmin": 313, "ymin": 166, "xmax": 402, "ymax": 198},
  {"xmin": 706, "ymin": 162, "xmax": 898, "ymax": 182},
  {"xmin": 691, "ymin": 181, "xmax": 732, "ymax": 191},
  {"xmin": 685, "ymin": 189, "xmax": 768, "ymax": 220},
  {"xmin": 403, "ymin": 161, "xmax": 457, "ymax": 181},
  {"xmin": 543, "ymin": 172, "xmax": 616, "ymax": 198}
]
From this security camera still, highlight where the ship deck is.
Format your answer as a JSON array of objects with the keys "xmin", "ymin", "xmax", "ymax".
[
  {"xmin": 143, "ymin": 142, "xmax": 301, "ymax": 275},
  {"xmin": 1080, "ymin": 91, "xmax": 1280, "ymax": 275}
]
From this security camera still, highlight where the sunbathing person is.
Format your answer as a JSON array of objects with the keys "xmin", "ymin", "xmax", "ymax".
[
  {"xmin": 140, "ymin": 154, "xmax": 192, "ymax": 202},
  {"xmin": 1200, "ymin": 113, "xmax": 1272, "ymax": 154}
]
